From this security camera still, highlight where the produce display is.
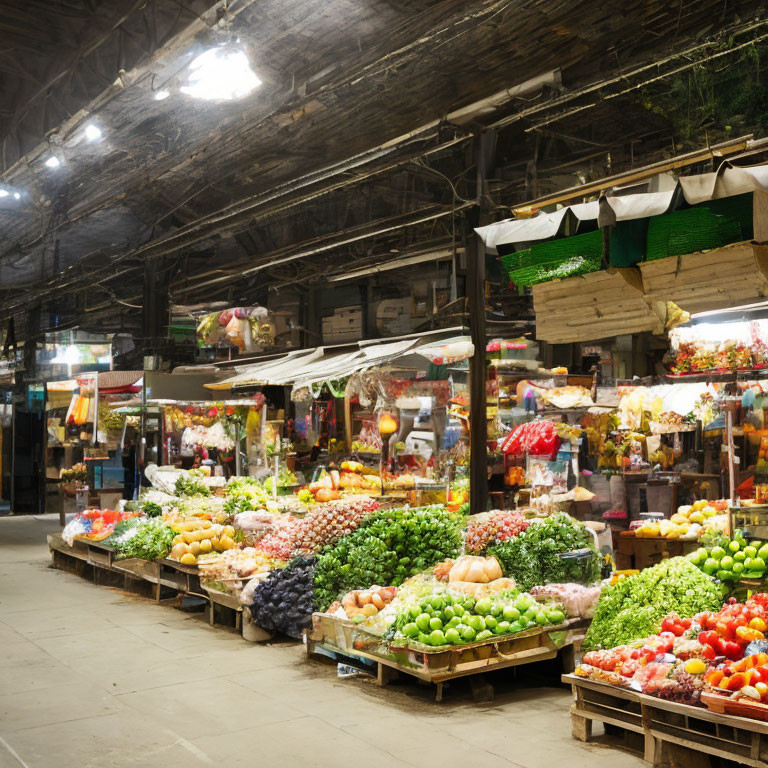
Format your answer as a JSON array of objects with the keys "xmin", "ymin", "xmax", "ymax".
[
  {"xmin": 488, "ymin": 513, "xmax": 600, "ymax": 592},
  {"xmin": 168, "ymin": 520, "xmax": 238, "ymax": 565},
  {"xmin": 114, "ymin": 518, "xmax": 176, "ymax": 561},
  {"xmin": 223, "ymin": 476, "xmax": 272, "ymax": 514},
  {"xmin": 339, "ymin": 586, "xmax": 397, "ymax": 620},
  {"xmin": 499, "ymin": 420, "xmax": 559, "ymax": 457},
  {"xmin": 62, "ymin": 508, "xmax": 138, "ymax": 546},
  {"xmin": 313, "ymin": 505, "xmax": 463, "ymax": 610},
  {"xmin": 529, "ymin": 583, "xmax": 602, "ymax": 619},
  {"xmin": 60, "ymin": 462, "xmax": 87, "ymax": 483},
  {"xmin": 696, "ymin": 595, "xmax": 768, "ymax": 660},
  {"xmin": 249, "ymin": 556, "xmax": 315, "ymax": 639},
  {"xmin": 197, "ymin": 548, "xmax": 279, "ymax": 593},
  {"xmin": 464, "ymin": 510, "xmax": 530, "ymax": 554},
  {"xmin": 393, "ymin": 587, "xmax": 567, "ymax": 648},
  {"xmin": 584, "ymin": 557, "xmax": 723, "ymax": 650},
  {"xmin": 634, "ymin": 499, "xmax": 727, "ymax": 540},
  {"xmin": 706, "ymin": 652, "xmax": 768, "ymax": 702},
  {"xmin": 174, "ymin": 475, "xmax": 210, "ymax": 498},
  {"xmin": 688, "ymin": 532, "xmax": 768, "ymax": 583}
]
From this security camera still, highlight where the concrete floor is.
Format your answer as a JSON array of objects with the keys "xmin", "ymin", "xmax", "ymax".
[{"xmin": 0, "ymin": 516, "xmax": 646, "ymax": 768}]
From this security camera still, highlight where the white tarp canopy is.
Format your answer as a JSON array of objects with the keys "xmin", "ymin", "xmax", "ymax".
[
  {"xmin": 205, "ymin": 332, "xmax": 474, "ymax": 394},
  {"xmin": 679, "ymin": 162, "xmax": 768, "ymax": 205},
  {"xmin": 475, "ymin": 190, "xmax": 677, "ymax": 253},
  {"xmin": 475, "ymin": 203, "xmax": 599, "ymax": 254}
]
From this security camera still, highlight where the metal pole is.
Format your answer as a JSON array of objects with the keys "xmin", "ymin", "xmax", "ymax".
[{"xmin": 235, "ymin": 422, "xmax": 242, "ymax": 477}]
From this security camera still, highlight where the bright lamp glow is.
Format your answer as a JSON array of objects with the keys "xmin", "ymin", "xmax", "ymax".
[
  {"xmin": 84, "ymin": 123, "xmax": 102, "ymax": 141},
  {"xmin": 0, "ymin": 190, "xmax": 8, "ymax": 198},
  {"xmin": 44, "ymin": 156, "xmax": 61, "ymax": 169},
  {"xmin": 13, "ymin": 192, "xmax": 19, "ymax": 200},
  {"xmin": 180, "ymin": 47, "xmax": 261, "ymax": 101},
  {"xmin": 154, "ymin": 89, "xmax": 170, "ymax": 101}
]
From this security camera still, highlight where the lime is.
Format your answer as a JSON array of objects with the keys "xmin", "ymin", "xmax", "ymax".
[
  {"xmin": 746, "ymin": 557, "xmax": 755, "ymax": 571},
  {"xmin": 484, "ymin": 616, "xmax": 498, "ymax": 630},
  {"xmin": 734, "ymin": 551, "xmax": 746, "ymax": 562},
  {"xmin": 523, "ymin": 608, "xmax": 538, "ymax": 623},
  {"xmin": 496, "ymin": 620, "xmax": 510, "ymax": 634},
  {"xmin": 753, "ymin": 557, "xmax": 766, "ymax": 572},
  {"xmin": 508, "ymin": 621, "xmax": 522, "ymax": 634},
  {"xmin": 429, "ymin": 596, "xmax": 444, "ymax": 611},
  {"xmin": 442, "ymin": 606, "xmax": 455, "ymax": 622},
  {"xmin": 415, "ymin": 613, "xmax": 431, "ymax": 632},
  {"xmin": 759, "ymin": 545, "xmax": 768, "ymax": 562},
  {"xmin": 502, "ymin": 606, "xmax": 520, "ymax": 623},
  {"xmin": 461, "ymin": 625, "xmax": 476, "ymax": 642},
  {"xmin": 403, "ymin": 622, "xmax": 419, "ymax": 638},
  {"xmin": 535, "ymin": 612, "xmax": 549, "ymax": 626},
  {"xmin": 429, "ymin": 617, "xmax": 443, "ymax": 631},
  {"xmin": 475, "ymin": 598, "xmax": 492, "ymax": 616},
  {"xmin": 744, "ymin": 545, "xmax": 758, "ymax": 559},
  {"xmin": 711, "ymin": 546, "xmax": 726, "ymax": 561},
  {"xmin": 452, "ymin": 604, "xmax": 465, "ymax": 618},
  {"xmin": 468, "ymin": 615, "xmax": 486, "ymax": 632},
  {"xmin": 476, "ymin": 629, "xmax": 493, "ymax": 642},
  {"xmin": 445, "ymin": 628, "xmax": 461, "ymax": 645},
  {"xmin": 732, "ymin": 562, "xmax": 745, "ymax": 575},
  {"xmin": 445, "ymin": 616, "xmax": 461, "ymax": 629},
  {"xmin": 429, "ymin": 629, "xmax": 447, "ymax": 646},
  {"xmin": 729, "ymin": 540, "xmax": 741, "ymax": 553},
  {"xmin": 720, "ymin": 556, "xmax": 734, "ymax": 571},
  {"xmin": 702, "ymin": 558, "xmax": 719, "ymax": 575},
  {"xmin": 463, "ymin": 597, "xmax": 476, "ymax": 611}
]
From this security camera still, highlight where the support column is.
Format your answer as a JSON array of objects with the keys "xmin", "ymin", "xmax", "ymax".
[
  {"xmin": 142, "ymin": 259, "xmax": 171, "ymax": 366},
  {"xmin": 467, "ymin": 231, "xmax": 487, "ymax": 515},
  {"xmin": 467, "ymin": 130, "xmax": 496, "ymax": 515}
]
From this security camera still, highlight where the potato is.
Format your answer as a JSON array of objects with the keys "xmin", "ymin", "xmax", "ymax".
[
  {"xmin": 371, "ymin": 593, "xmax": 385, "ymax": 610},
  {"xmin": 361, "ymin": 603, "xmax": 378, "ymax": 617}
]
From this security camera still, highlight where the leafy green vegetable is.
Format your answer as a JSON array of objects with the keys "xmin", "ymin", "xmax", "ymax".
[
  {"xmin": 114, "ymin": 518, "xmax": 175, "ymax": 561},
  {"xmin": 583, "ymin": 557, "xmax": 723, "ymax": 650},
  {"xmin": 313, "ymin": 505, "xmax": 463, "ymax": 610},
  {"xmin": 174, "ymin": 476, "xmax": 210, "ymax": 498},
  {"xmin": 103, "ymin": 517, "xmax": 144, "ymax": 547},
  {"xmin": 489, "ymin": 513, "xmax": 600, "ymax": 591},
  {"xmin": 223, "ymin": 476, "xmax": 270, "ymax": 514}
]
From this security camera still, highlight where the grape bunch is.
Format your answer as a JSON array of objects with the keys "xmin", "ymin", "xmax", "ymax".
[
  {"xmin": 653, "ymin": 669, "xmax": 704, "ymax": 707},
  {"xmin": 249, "ymin": 556, "xmax": 315, "ymax": 639}
]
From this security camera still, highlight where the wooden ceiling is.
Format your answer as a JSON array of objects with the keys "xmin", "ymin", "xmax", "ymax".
[{"xmin": 0, "ymin": 0, "xmax": 766, "ymax": 339}]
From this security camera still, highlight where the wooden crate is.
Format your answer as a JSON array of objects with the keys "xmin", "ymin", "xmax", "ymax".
[
  {"xmin": 533, "ymin": 268, "xmax": 664, "ymax": 344},
  {"xmin": 640, "ymin": 241, "xmax": 768, "ymax": 315},
  {"xmin": 565, "ymin": 673, "xmax": 768, "ymax": 767},
  {"xmin": 308, "ymin": 614, "xmax": 586, "ymax": 701}
]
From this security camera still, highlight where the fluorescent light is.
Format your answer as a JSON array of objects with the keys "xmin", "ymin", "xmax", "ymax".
[
  {"xmin": 180, "ymin": 47, "xmax": 261, "ymax": 101},
  {"xmin": 44, "ymin": 156, "xmax": 61, "ymax": 169},
  {"xmin": 154, "ymin": 89, "xmax": 170, "ymax": 101},
  {"xmin": 0, "ymin": 190, "xmax": 8, "ymax": 198},
  {"xmin": 13, "ymin": 192, "xmax": 19, "ymax": 200},
  {"xmin": 691, "ymin": 300, "xmax": 768, "ymax": 319},
  {"xmin": 84, "ymin": 123, "xmax": 102, "ymax": 141}
]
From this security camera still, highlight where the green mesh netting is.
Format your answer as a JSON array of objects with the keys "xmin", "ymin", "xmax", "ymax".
[
  {"xmin": 501, "ymin": 229, "xmax": 603, "ymax": 286},
  {"xmin": 609, "ymin": 218, "xmax": 649, "ymax": 268},
  {"xmin": 645, "ymin": 193, "xmax": 752, "ymax": 262}
]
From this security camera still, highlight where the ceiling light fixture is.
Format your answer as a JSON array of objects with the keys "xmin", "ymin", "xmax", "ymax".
[
  {"xmin": 154, "ymin": 89, "xmax": 170, "ymax": 101},
  {"xmin": 0, "ymin": 190, "xmax": 8, "ymax": 198},
  {"xmin": 44, "ymin": 156, "xmax": 61, "ymax": 169},
  {"xmin": 84, "ymin": 123, "xmax": 103, "ymax": 141},
  {"xmin": 180, "ymin": 47, "xmax": 261, "ymax": 101},
  {"xmin": 13, "ymin": 192, "xmax": 20, "ymax": 199}
]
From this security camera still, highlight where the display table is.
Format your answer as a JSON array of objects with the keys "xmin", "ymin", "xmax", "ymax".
[{"xmin": 564, "ymin": 673, "xmax": 768, "ymax": 767}]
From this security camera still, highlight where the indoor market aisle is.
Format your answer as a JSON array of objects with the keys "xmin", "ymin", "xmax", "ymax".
[{"xmin": 0, "ymin": 516, "xmax": 645, "ymax": 768}]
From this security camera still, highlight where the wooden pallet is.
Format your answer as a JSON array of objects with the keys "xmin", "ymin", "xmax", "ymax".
[
  {"xmin": 307, "ymin": 614, "xmax": 587, "ymax": 702},
  {"xmin": 47, "ymin": 533, "xmax": 240, "ymax": 629},
  {"xmin": 564, "ymin": 673, "xmax": 768, "ymax": 767}
]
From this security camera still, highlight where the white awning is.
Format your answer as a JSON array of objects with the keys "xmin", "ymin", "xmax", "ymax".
[
  {"xmin": 604, "ymin": 190, "xmax": 676, "ymax": 221},
  {"xmin": 205, "ymin": 349, "xmax": 320, "ymax": 390},
  {"xmin": 680, "ymin": 162, "xmax": 768, "ymax": 204},
  {"xmin": 475, "ymin": 203, "xmax": 603, "ymax": 254}
]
